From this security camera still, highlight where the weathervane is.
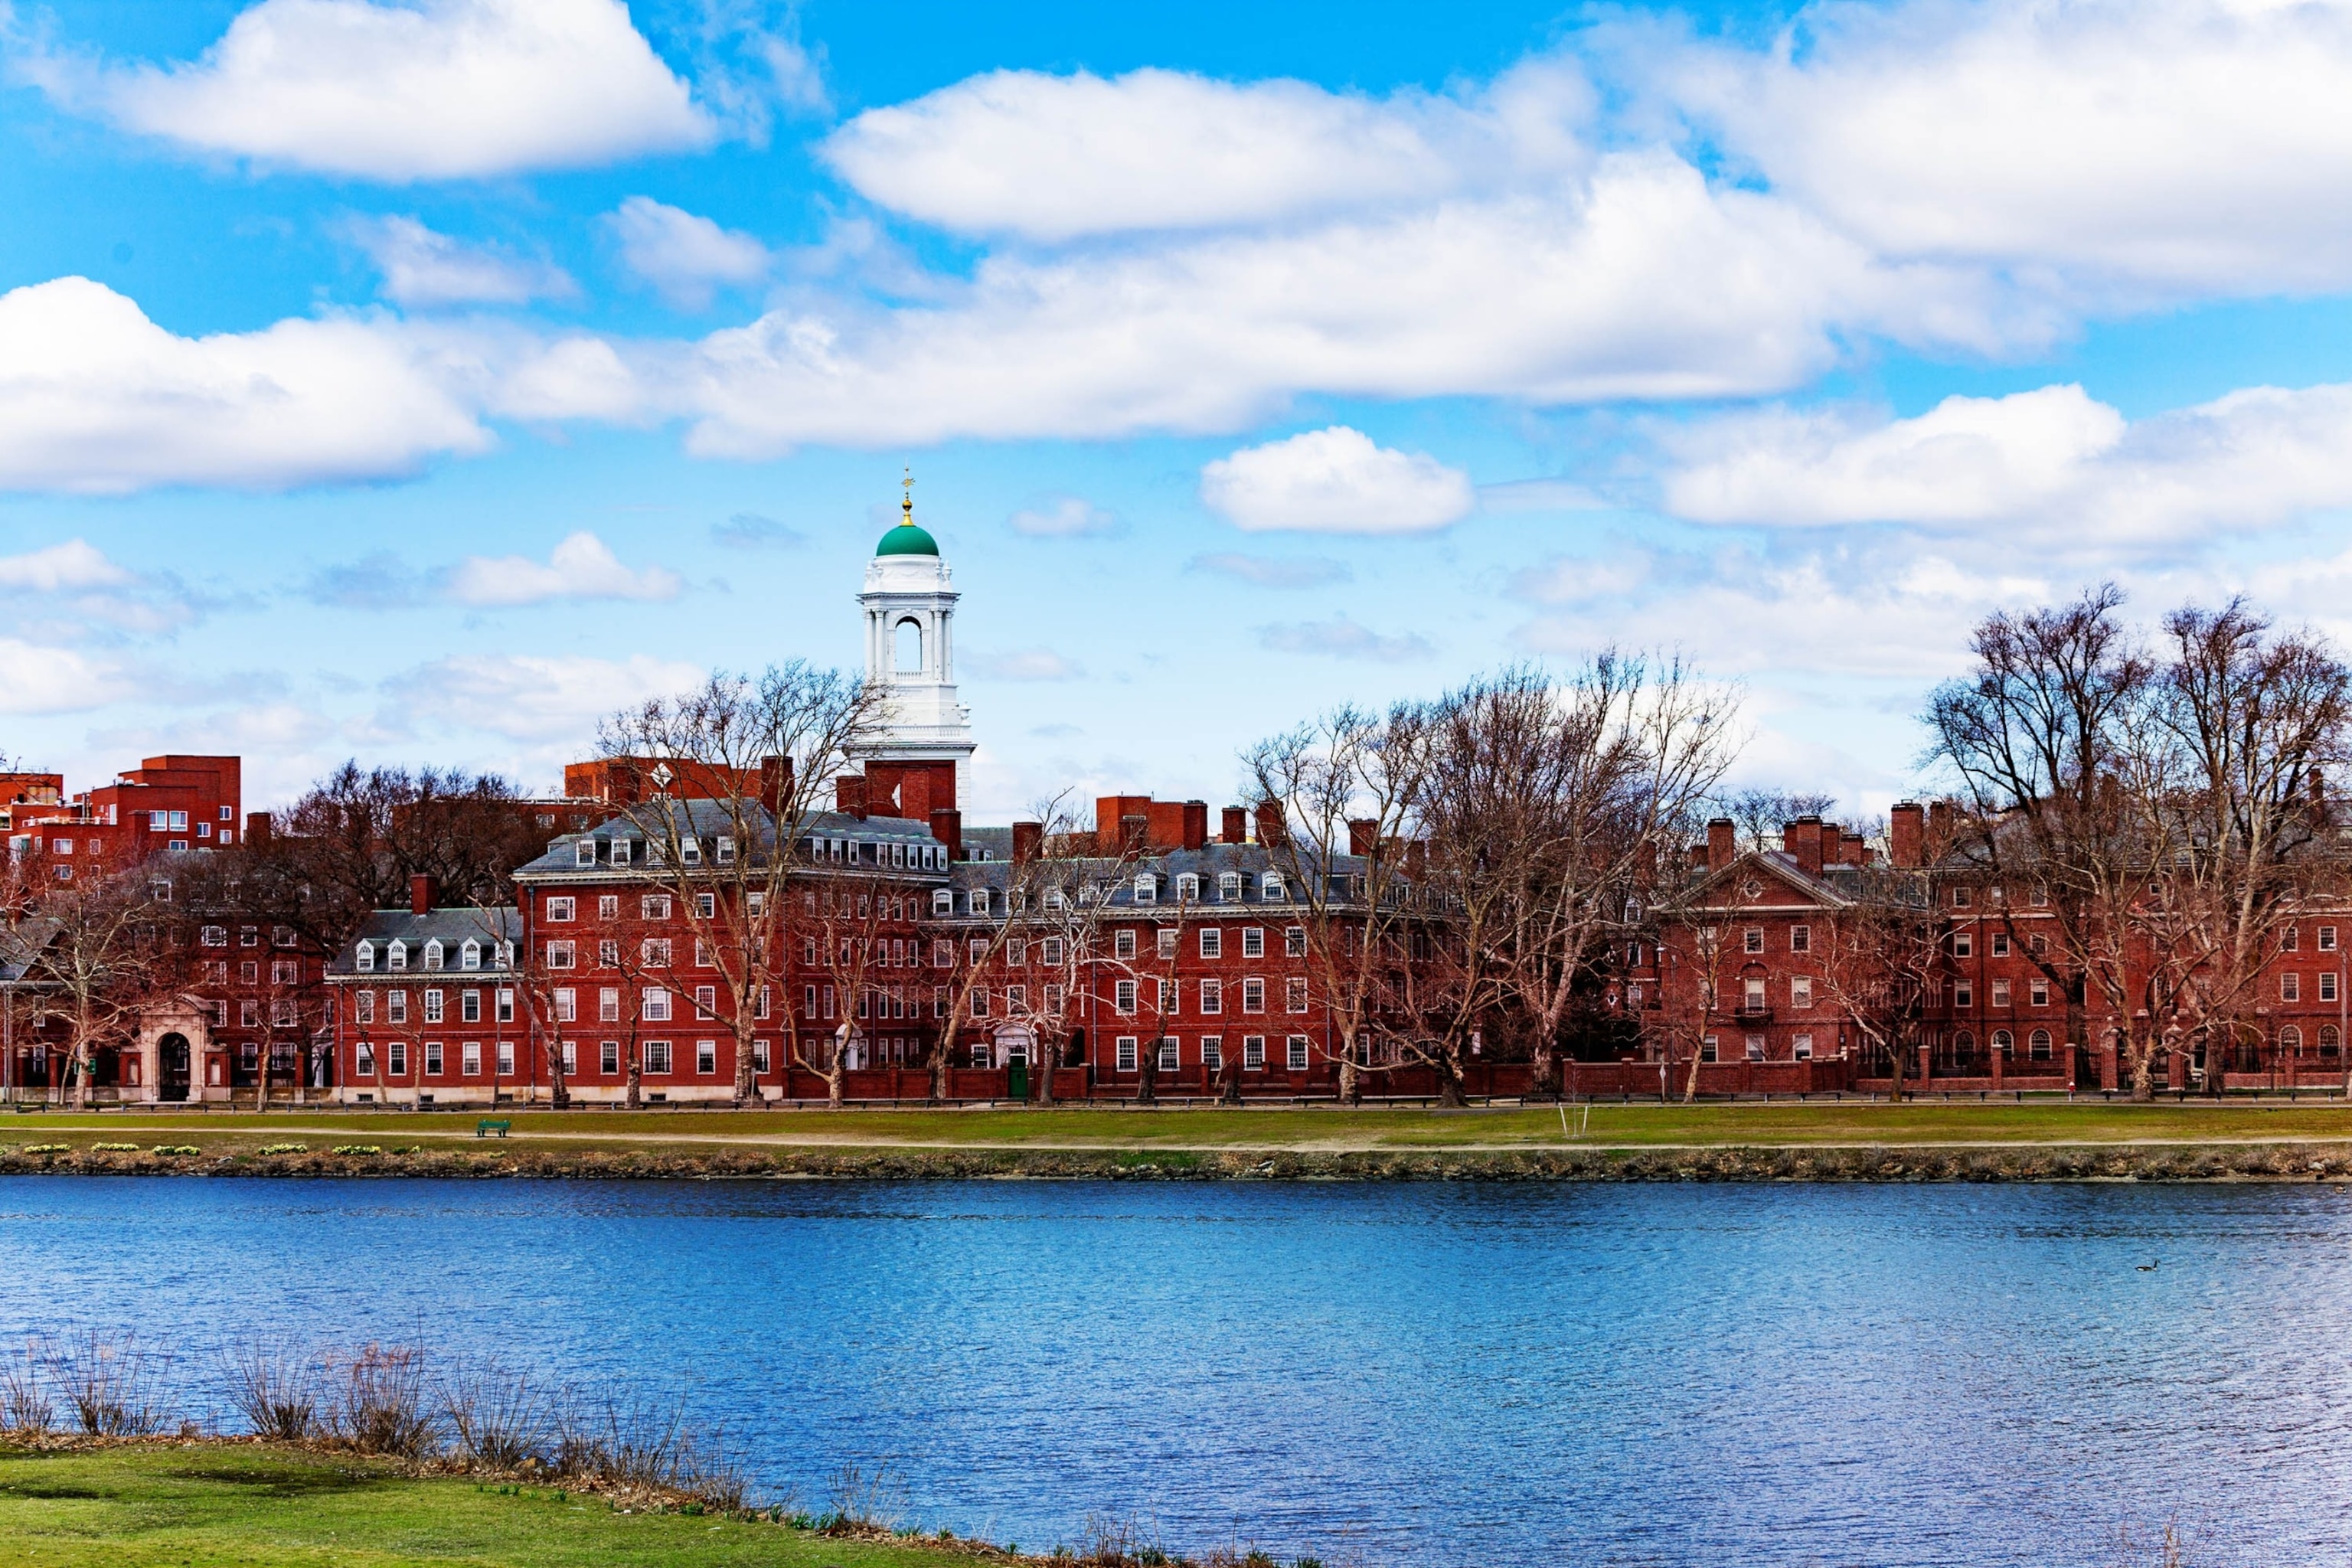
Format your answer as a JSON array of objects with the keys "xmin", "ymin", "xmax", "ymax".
[{"xmin": 902, "ymin": 465, "xmax": 914, "ymax": 523}]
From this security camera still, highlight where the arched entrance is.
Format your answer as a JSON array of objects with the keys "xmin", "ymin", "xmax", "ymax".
[
  {"xmin": 158, "ymin": 1033, "xmax": 191, "ymax": 1102},
  {"xmin": 994, "ymin": 1025, "xmax": 1034, "ymax": 1100}
]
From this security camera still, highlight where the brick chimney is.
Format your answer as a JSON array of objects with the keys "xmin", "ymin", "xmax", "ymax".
[
  {"xmin": 1926, "ymin": 799, "xmax": 1954, "ymax": 859},
  {"xmin": 929, "ymin": 808, "xmax": 962, "ymax": 865},
  {"xmin": 1688, "ymin": 842, "xmax": 1709, "ymax": 874},
  {"xmin": 760, "ymin": 754, "xmax": 794, "ymax": 816},
  {"xmin": 1256, "ymin": 802, "xmax": 1288, "ymax": 848},
  {"xmin": 410, "ymin": 874, "xmax": 436, "ymax": 916},
  {"xmin": 1181, "ymin": 801, "xmax": 1208, "ymax": 852},
  {"xmin": 1349, "ymin": 818, "xmax": 1379, "ymax": 858},
  {"xmin": 835, "ymin": 774, "xmax": 867, "ymax": 820},
  {"xmin": 1840, "ymin": 831, "xmax": 1865, "ymax": 867},
  {"xmin": 1011, "ymin": 821, "xmax": 1042, "ymax": 865},
  {"xmin": 1890, "ymin": 802, "xmax": 1925, "ymax": 868},
  {"xmin": 1784, "ymin": 814, "xmax": 1824, "ymax": 877},
  {"xmin": 244, "ymin": 810, "xmax": 273, "ymax": 845},
  {"xmin": 1221, "ymin": 805, "xmax": 1248, "ymax": 844},
  {"xmin": 1707, "ymin": 817, "xmax": 1736, "ymax": 871},
  {"xmin": 1120, "ymin": 813, "xmax": 1149, "ymax": 854}
]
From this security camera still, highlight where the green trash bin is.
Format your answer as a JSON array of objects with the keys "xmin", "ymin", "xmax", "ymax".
[{"xmin": 1008, "ymin": 1060, "xmax": 1030, "ymax": 1101}]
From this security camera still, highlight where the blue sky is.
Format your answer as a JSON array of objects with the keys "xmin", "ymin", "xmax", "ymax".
[{"xmin": 6, "ymin": 0, "xmax": 2352, "ymax": 822}]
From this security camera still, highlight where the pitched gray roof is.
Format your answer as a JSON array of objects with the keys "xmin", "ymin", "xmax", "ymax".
[{"xmin": 327, "ymin": 906, "xmax": 522, "ymax": 978}]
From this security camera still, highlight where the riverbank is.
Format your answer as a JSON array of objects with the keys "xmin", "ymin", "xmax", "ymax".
[
  {"xmin": 8, "ymin": 1102, "xmax": 2352, "ymax": 1179},
  {"xmin": 0, "ymin": 1440, "xmax": 1030, "ymax": 1568}
]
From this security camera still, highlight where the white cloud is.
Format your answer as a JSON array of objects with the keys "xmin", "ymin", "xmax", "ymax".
[
  {"xmin": 347, "ymin": 215, "xmax": 573, "ymax": 308},
  {"xmin": 0, "ymin": 276, "xmax": 489, "ymax": 494},
  {"xmin": 443, "ymin": 531, "xmax": 682, "ymax": 606},
  {"xmin": 0, "ymin": 639, "xmax": 129, "ymax": 713},
  {"xmin": 823, "ymin": 64, "xmax": 1589, "ymax": 241},
  {"xmin": 608, "ymin": 196, "xmax": 770, "ymax": 309},
  {"xmin": 1658, "ymin": 381, "xmax": 2352, "ymax": 548},
  {"xmin": 32, "ymin": 0, "xmax": 710, "ymax": 181},
  {"xmin": 1648, "ymin": 0, "xmax": 2352, "ymax": 298},
  {"xmin": 0, "ymin": 539, "xmax": 131, "ymax": 591},
  {"xmin": 1007, "ymin": 496, "xmax": 1120, "ymax": 537},
  {"xmin": 966, "ymin": 648, "xmax": 1083, "ymax": 681},
  {"xmin": 1258, "ymin": 616, "xmax": 1432, "ymax": 662},
  {"xmin": 400, "ymin": 652, "xmax": 705, "ymax": 741},
  {"xmin": 1201, "ymin": 426, "xmax": 1475, "ymax": 534}
]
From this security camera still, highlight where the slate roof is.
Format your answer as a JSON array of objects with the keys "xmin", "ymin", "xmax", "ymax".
[
  {"xmin": 512, "ymin": 802, "xmax": 944, "ymax": 880},
  {"xmin": 325, "ymin": 906, "xmax": 523, "ymax": 979}
]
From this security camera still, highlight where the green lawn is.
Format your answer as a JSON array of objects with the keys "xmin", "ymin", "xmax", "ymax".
[
  {"xmin": 0, "ymin": 1444, "xmax": 1004, "ymax": 1568},
  {"xmin": 10, "ymin": 1099, "xmax": 2352, "ymax": 1158}
]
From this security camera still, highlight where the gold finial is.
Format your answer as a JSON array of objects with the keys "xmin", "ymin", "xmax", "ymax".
[{"xmin": 901, "ymin": 465, "xmax": 914, "ymax": 524}]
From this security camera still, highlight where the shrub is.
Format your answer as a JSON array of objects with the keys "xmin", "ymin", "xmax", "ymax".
[
  {"xmin": 224, "ymin": 1340, "xmax": 320, "ymax": 1442},
  {"xmin": 258, "ymin": 1143, "xmax": 308, "ymax": 1155},
  {"xmin": 825, "ymin": 1459, "xmax": 908, "ymax": 1531},
  {"xmin": 21, "ymin": 1144, "xmax": 67, "ymax": 1155},
  {"xmin": 149, "ymin": 1145, "xmax": 201, "ymax": 1157},
  {"xmin": 92, "ymin": 1142, "xmax": 139, "ymax": 1152},
  {"xmin": 440, "ymin": 1358, "xmax": 548, "ymax": 1470},
  {"xmin": 48, "ymin": 1330, "xmax": 172, "ymax": 1436},
  {"xmin": 0, "ymin": 1341, "xmax": 52, "ymax": 1435},
  {"xmin": 325, "ymin": 1344, "xmax": 436, "ymax": 1456},
  {"xmin": 332, "ymin": 1145, "xmax": 384, "ymax": 1156}
]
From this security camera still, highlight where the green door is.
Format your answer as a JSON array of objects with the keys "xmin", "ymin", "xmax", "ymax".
[{"xmin": 1008, "ymin": 1059, "xmax": 1030, "ymax": 1100}]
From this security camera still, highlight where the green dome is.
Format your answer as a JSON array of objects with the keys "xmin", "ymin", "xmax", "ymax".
[{"xmin": 876, "ymin": 520, "xmax": 939, "ymax": 557}]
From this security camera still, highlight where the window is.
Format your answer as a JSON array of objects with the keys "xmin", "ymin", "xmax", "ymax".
[
  {"xmin": 355, "ymin": 942, "xmax": 375, "ymax": 973},
  {"xmin": 969, "ymin": 889, "xmax": 991, "ymax": 916},
  {"xmin": 551, "ymin": 988, "xmax": 577, "ymax": 1024},
  {"xmin": 1991, "ymin": 980, "xmax": 2011, "ymax": 1008},
  {"xmin": 1743, "ymin": 977, "xmax": 1766, "ymax": 1011},
  {"xmin": 1040, "ymin": 938, "xmax": 1064, "ymax": 967},
  {"xmin": 2030, "ymin": 1029, "xmax": 2052, "ymax": 1060},
  {"xmin": 697, "ymin": 1040, "xmax": 717, "ymax": 1075},
  {"xmin": 1286, "ymin": 926, "xmax": 1307, "ymax": 958},
  {"xmin": 2325, "ymin": 1025, "xmax": 2344, "ymax": 1057},
  {"xmin": 2030, "ymin": 934, "xmax": 2048, "ymax": 956},
  {"xmin": 753, "ymin": 1039, "xmax": 770, "ymax": 1073},
  {"xmin": 645, "ymin": 1040, "xmax": 672, "ymax": 1075},
  {"xmin": 545, "ymin": 897, "xmax": 575, "ymax": 923},
  {"xmin": 545, "ymin": 940, "xmax": 575, "ymax": 970},
  {"xmin": 1200, "ymin": 1036, "xmax": 1223, "ymax": 1070},
  {"xmin": 1242, "ymin": 927, "xmax": 1266, "ymax": 959},
  {"xmin": 2283, "ymin": 972, "xmax": 2302, "ymax": 1002},
  {"xmin": 1220, "ymin": 873, "xmax": 1243, "ymax": 902},
  {"xmin": 357, "ymin": 991, "xmax": 376, "ymax": 1024},
  {"xmin": 642, "ymin": 895, "xmax": 671, "ymax": 920},
  {"xmin": 1991, "ymin": 933, "xmax": 2010, "ymax": 958},
  {"xmin": 575, "ymin": 840, "xmax": 596, "ymax": 867},
  {"xmin": 1157, "ymin": 928, "xmax": 1179, "ymax": 960},
  {"xmin": 1952, "ymin": 886, "xmax": 1972, "ymax": 908},
  {"xmin": 1158, "ymin": 1037, "xmax": 1179, "ymax": 1072},
  {"xmin": 643, "ymin": 988, "xmax": 672, "ymax": 1022},
  {"xmin": 2281, "ymin": 1024, "xmax": 2305, "ymax": 1054},
  {"xmin": 642, "ymin": 939, "xmax": 671, "ymax": 967},
  {"xmin": 1790, "ymin": 976, "xmax": 1813, "ymax": 1009},
  {"xmin": 1199, "ymin": 977, "xmax": 1223, "ymax": 1014},
  {"xmin": 1285, "ymin": 1034, "xmax": 1309, "ymax": 1070},
  {"xmin": 1243, "ymin": 978, "xmax": 1266, "ymax": 1013},
  {"xmin": 1115, "ymin": 929, "xmax": 1138, "ymax": 960},
  {"xmin": 1789, "ymin": 925, "xmax": 1810, "ymax": 954},
  {"xmin": 357, "ymin": 1043, "xmax": 375, "ymax": 1076},
  {"xmin": 424, "ymin": 1040, "xmax": 443, "ymax": 1076},
  {"xmin": 1952, "ymin": 932, "xmax": 1972, "ymax": 959},
  {"xmin": 1993, "ymin": 1028, "xmax": 2014, "ymax": 1056},
  {"xmin": 1115, "ymin": 1036, "xmax": 1138, "ymax": 1072},
  {"xmin": 387, "ymin": 991, "xmax": 408, "ymax": 1024},
  {"xmin": 1792, "ymin": 1034, "xmax": 1813, "ymax": 1060},
  {"xmin": 932, "ymin": 889, "xmax": 954, "ymax": 917},
  {"xmin": 462, "ymin": 1041, "xmax": 482, "ymax": 1076},
  {"xmin": 423, "ymin": 989, "xmax": 445, "ymax": 1024},
  {"xmin": 2030, "ymin": 978, "xmax": 2050, "ymax": 1008},
  {"xmin": 461, "ymin": 990, "xmax": 482, "ymax": 1023},
  {"xmin": 1199, "ymin": 929, "xmax": 1222, "ymax": 959},
  {"xmin": 1158, "ymin": 978, "xmax": 1178, "ymax": 1014},
  {"xmin": 1744, "ymin": 1034, "xmax": 1765, "ymax": 1061},
  {"xmin": 694, "ymin": 985, "xmax": 717, "ymax": 1019},
  {"xmin": 597, "ymin": 895, "xmax": 619, "ymax": 920},
  {"xmin": 601, "ymin": 1040, "xmax": 620, "ymax": 1075},
  {"xmin": 1134, "ymin": 874, "xmax": 1157, "ymax": 905},
  {"xmin": 1243, "ymin": 1034, "xmax": 1266, "ymax": 1070},
  {"xmin": 1285, "ymin": 977, "xmax": 1308, "ymax": 1013},
  {"xmin": 2285, "ymin": 926, "xmax": 2302, "ymax": 952},
  {"xmin": 1743, "ymin": 927, "xmax": 1764, "ymax": 954},
  {"xmin": 694, "ymin": 893, "xmax": 717, "ymax": 920},
  {"xmin": 598, "ymin": 939, "xmax": 619, "ymax": 969},
  {"xmin": 1177, "ymin": 874, "xmax": 1200, "ymax": 901},
  {"xmin": 971, "ymin": 988, "xmax": 991, "ymax": 1019},
  {"xmin": 1261, "ymin": 874, "xmax": 1285, "ymax": 901},
  {"xmin": 681, "ymin": 838, "xmax": 701, "ymax": 867},
  {"xmin": 2324, "ymin": 972, "xmax": 2341, "ymax": 1004},
  {"xmin": 2322, "ymin": 926, "xmax": 2341, "ymax": 952},
  {"xmin": 387, "ymin": 941, "xmax": 408, "ymax": 972},
  {"xmin": 1114, "ymin": 979, "xmax": 1138, "ymax": 1014},
  {"xmin": 493, "ymin": 1040, "xmax": 513, "ymax": 1076}
]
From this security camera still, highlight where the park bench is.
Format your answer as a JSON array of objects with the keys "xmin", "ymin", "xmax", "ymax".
[{"xmin": 475, "ymin": 1119, "xmax": 511, "ymax": 1138}]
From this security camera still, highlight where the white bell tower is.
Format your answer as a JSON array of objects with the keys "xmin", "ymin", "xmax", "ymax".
[{"xmin": 858, "ymin": 472, "xmax": 976, "ymax": 771}]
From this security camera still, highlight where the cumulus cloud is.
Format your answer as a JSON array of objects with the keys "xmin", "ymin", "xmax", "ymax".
[
  {"xmin": 1257, "ymin": 616, "xmax": 1432, "ymax": 662},
  {"xmin": 1201, "ymin": 426, "xmax": 1475, "ymax": 534},
  {"xmin": 0, "ymin": 640, "xmax": 130, "ymax": 713},
  {"xmin": 1008, "ymin": 496, "xmax": 1121, "ymax": 537},
  {"xmin": 1658, "ymin": 381, "xmax": 2352, "ymax": 548},
  {"xmin": 346, "ymin": 215, "xmax": 573, "ymax": 308},
  {"xmin": 1646, "ymin": 0, "xmax": 2352, "ymax": 299},
  {"xmin": 444, "ymin": 531, "xmax": 682, "ymax": 606},
  {"xmin": 711, "ymin": 511, "xmax": 805, "ymax": 549},
  {"xmin": 966, "ymin": 648, "xmax": 1083, "ymax": 681},
  {"xmin": 27, "ymin": 0, "xmax": 710, "ymax": 181},
  {"xmin": 397, "ymin": 652, "xmax": 704, "ymax": 740},
  {"xmin": 0, "ymin": 277, "xmax": 489, "ymax": 494},
  {"xmin": 823, "ymin": 64, "xmax": 1588, "ymax": 241},
  {"xmin": 1186, "ymin": 552, "xmax": 1351, "ymax": 588},
  {"xmin": 608, "ymin": 196, "xmax": 770, "ymax": 309},
  {"xmin": 0, "ymin": 539, "xmax": 131, "ymax": 592}
]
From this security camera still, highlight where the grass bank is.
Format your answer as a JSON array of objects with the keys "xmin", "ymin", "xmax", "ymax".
[
  {"xmin": 8, "ymin": 1102, "xmax": 2352, "ymax": 1179},
  {"xmin": 0, "ymin": 1440, "xmax": 1016, "ymax": 1568}
]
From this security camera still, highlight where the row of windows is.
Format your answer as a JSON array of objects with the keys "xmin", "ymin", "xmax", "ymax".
[
  {"xmin": 544, "ymin": 892, "xmax": 746, "ymax": 923},
  {"xmin": 354, "ymin": 937, "xmax": 512, "ymax": 973},
  {"xmin": 1104, "ymin": 1034, "xmax": 1312, "ymax": 1073},
  {"xmin": 566, "ymin": 833, "xmax": 946, "ymax": 871},
  {"xmin": 354, "ymin": 1037, "xmax": 771, "ymax": 1079},
  {"xmin": 951, "ymin": 872, "xmax": 1288, "ymax": 918},
  {"xmin": 352, "ymin": 988, "xmax": 517, "ymax": 1025}
]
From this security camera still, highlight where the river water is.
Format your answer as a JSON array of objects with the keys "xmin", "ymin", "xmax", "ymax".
[{"xmin": 0, "ymin": 1177, "xmax": 2345, "ymax": 1566}]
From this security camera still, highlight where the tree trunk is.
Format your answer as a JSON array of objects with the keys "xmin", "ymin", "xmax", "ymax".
[
  {"xmin": 1218, "ymin": 1056, "xmax": 1243, "ymax": 1105},
  {"xmin": 1034, "ymin": 1038, "xmax": 1058, "ymax": 1106},
  {"xmin": 626, "ymin": 1053, "xmax": 642, "ymax": 1109},
  {"xmin": 71, "ymin": 1040, "xmax": 92, "ymax": 1109},
  {"xmin": 1525, "ymin": 1031, "xmax": 1558, "ymax": 1102},
  {"xmin": 930, "ymin": 1042, "xmax": 950, "ymax": 1104},
  {"xmin": 1135, "ymin": 1053, "xmax": 1157, "ymax": 1104},
  {"xmin": 1435, "ymin": 1045, "xmax": 1466, "ymax": 1108},
  {"xmin": 733, "ymin": 1024, "xmax": 754, "ymax": 1108}
]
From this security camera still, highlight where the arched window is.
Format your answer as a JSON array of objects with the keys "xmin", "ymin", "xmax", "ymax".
[
  {"xmin": 2028, "ymin": 1028, "xmax": 2052, "ymax": 1060},
  {"xmin": 423, "ymin": 939, "xmax": 443, "ymax": 971},
  {"xmin": 460, "ymin": 939, "xmax": 482, "ymax": 971},
  {"xmin": 387, "ymin": 941, "xmax": 407, "ymax": 972},
  {"xmin": 895, "ymin": 617, "xmax": 924, "ymax": 673},
  {"xmin": 1953, "ymin": 1029, "xmax": 1976, "ymax": 1054},
  {"xmin": 2282, "ymin": 1024, "xmax": 2305, "ymax": 1054},
  {"xmin": 2323, "ymin": 1024, "xmax": 2342, "ymax": 1057},
  {"xmin": 355, "ymin": 942, "xmax": 375, "ymax": 973},
  {"xmin": 1992, "ymin": 1028, "xmax": 2014, "ymax": 1056}
]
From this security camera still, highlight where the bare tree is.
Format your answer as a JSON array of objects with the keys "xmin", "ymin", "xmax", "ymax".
[
  {"xmin": 21, "ymin": 866, "xmax": 170, "ymax": 1108},
  {"xmin": 598, "ymin": 663, "xmax": 884, "ymax": 1106},
  {"xmin": 1806, "ymin": 867, "xmax": 1942, "ymax": 1100},
  {"xmin": 805, "ymin": 873, "xmax": 901, "ymax": 1109},
  {"xmin": 1000, "ymin": 826, "xmax": 1144, "ymax": 1104},
  {"xmin": 1717, "ymin": 787, "xmax": 1838, "ymax": 853}
]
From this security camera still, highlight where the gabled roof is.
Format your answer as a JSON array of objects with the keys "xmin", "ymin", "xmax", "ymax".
[
  {"xmin": 1666, "ymin": 848, "xmax": 1864, "ymax": 914},
  {"xmin": 0, "ymin": 918, "xmax": 61, "ymax": 985},
  {"xmin": 326, "ymin": 906, "xmax": 521, "ymax": 978},
  {"xmin": 512, "ymin": 802, "xmax": 943, "ymax": 879}
]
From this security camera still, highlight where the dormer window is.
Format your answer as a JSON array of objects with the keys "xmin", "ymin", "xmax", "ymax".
[
  {"xmin": 1176, "ymin": 874, "xmax": 1200, "ymax": 902},
  {"xmin": 716, "ymin": 836, "xmax": 736, "ymax": 864},
  {"xmin": 969, "ymin": 889, "xmax": 991, "ymax": 916},
  {"xmin": 495, "ymin": 942, "xmax": 514, "ymax": 969},
  {"xmin": 1260, "ymin": 874, "xmax": 1285, "ymax": 901},
  {"xmin": 646, "ymin": 838, "xmax": 665, "ymax": 867},
  {"xmin": 681, "ymin": 838, "xmax": 701, "ymax": 866},
  {"xmin": 355, "ymin": 942, "xmax": 375, "ymax": 972},
  {"xmin": 612, "ymin": 838, "xmax": 633, "ymax": 867},
  {"xmin": 933, "ymin": 889, "xmax": 953, "ymax": 916},
  {"xmin": 1045, "ymin": 889, "xmax": 1067, "ymax": 911},
  {"xmin": 575, "ymin": 839, "xmax": 596, "ymax": 867},
  {"xmin": 423, "ymin": 939, "xmax": 443, "ymax": 971},
  {"xmin": 1133, "ymin": 874, "xmax": 1158, "ymax": 905},
  {"xmin": 387, "ymin": 941, "xmax": 407, "ymax": 972},
  {"xmin": 1220, "ymin": 872, "xmax": 1243, "ymax": 902},
  {"xmin": 460, "ymin": 939, "xmax": 482, "ymax": 971}
]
